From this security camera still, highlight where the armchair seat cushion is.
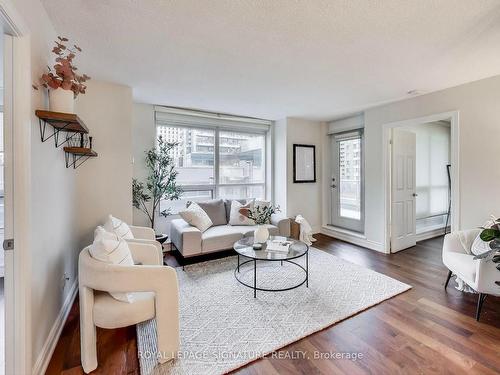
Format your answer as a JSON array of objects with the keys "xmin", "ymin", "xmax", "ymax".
[
  {"xmin": 93, "ymin": 291, "xmax": 155, "ymax": 329},
  {"xmin": 443, "ymin": 252, "xmax": 476, "ymax": 285}
]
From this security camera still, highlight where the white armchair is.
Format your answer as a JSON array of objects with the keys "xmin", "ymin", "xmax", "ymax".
[
  {"xmin": 79, "ymin": 242, "xmax": 179, "ymax": 373},
  {"xmin": 443, "ymin": 229, "xmax": 500, "ymax": 321},
  {"xmin": 127, "ymin": 225, "xmax": 164, "ymax": 257}
]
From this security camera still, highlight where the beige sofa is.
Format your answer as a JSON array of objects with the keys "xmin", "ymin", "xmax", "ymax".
[{"xmin": 170, "ymin": 199, "xmax": 290, "ymax": 258}]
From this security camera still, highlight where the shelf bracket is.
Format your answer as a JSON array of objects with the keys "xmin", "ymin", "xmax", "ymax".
[
  {"xmin": 38, "ymin": 118, "xmax": 78, "ymax": 147},
  {"xmin": 65, "ymin": 152, "xmax": 93, "ymax": 169}
]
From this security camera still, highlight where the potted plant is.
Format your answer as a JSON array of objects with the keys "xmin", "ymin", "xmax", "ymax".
[
  {"xmin": 243, "ymin": 204, "xmax": 280, "ymax": 243},
  {"xmin": 32, "ymin": 36, "xmax": 90, "ymax": 113},
  {"xmin": 474, "ymin": 218, "xmax": 500, "ymax": 286},
  {"xmin": 132, "ymin": 136, "xmax": 183, "ymax": 242}
]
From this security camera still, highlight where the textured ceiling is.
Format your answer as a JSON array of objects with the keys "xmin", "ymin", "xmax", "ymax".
[{"xmin": 41, "ymin": 0, "xmax": 500, "ymax": 120}]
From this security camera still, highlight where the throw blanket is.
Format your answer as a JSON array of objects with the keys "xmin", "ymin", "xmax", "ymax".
[{"xmin": 295, "ymin": 215, "xmax": 316, "ymax": 246}]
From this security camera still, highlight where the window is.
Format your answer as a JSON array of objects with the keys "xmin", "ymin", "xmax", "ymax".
[{"xmin": 155, "ymin": 109, "xmax": 270, "ymax": 213}]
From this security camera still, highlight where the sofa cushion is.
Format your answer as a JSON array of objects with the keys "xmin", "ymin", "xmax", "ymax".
[
  {"xmin": 232, "ymin": 224, "xmax": 280, "ymax": 237},
  {"xmin": 224, "ymin": 199, "xmax": 247, "ymax": 223},
  {"xmin": 196, "ymin": 199, "xmax": 227, "ymax": 226},
  {"xmin": 201, "ymin": 225, "xmax": 244, "ymax": 253}
]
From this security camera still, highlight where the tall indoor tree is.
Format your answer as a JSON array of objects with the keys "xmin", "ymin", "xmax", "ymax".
[{"xmin": 132, "ymin": 136, "xmax": 182, "ymax": 230}]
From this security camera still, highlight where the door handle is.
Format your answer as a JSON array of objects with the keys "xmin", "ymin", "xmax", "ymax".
[{"xmin": 412, "ymin": 193, "xmax": 418, "ymax": 197}]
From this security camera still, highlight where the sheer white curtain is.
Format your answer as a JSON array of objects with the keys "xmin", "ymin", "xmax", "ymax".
[{"xmin": 411, "ymin": 122, "xmax": 450, "ymax": 220}]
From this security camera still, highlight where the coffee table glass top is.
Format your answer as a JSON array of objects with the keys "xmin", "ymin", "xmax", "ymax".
[{"xmin": 234, "ymin": 236, "xmax": 308, "ymax": 261}]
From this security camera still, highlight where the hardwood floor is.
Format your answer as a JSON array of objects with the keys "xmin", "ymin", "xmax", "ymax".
[{"xmin": 46, "ymin": 234, "xmax": 500, "ymax": 374}]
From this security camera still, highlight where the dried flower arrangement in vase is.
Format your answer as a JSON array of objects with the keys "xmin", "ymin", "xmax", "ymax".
[{"xmin": 32, "ymin": 36, "xmax": 90, "ymax": 113}]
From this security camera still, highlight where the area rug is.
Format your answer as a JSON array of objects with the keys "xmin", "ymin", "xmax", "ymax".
[{"xmin": 137, "ymin": 247, "xmax": 411, "ymax": 375}]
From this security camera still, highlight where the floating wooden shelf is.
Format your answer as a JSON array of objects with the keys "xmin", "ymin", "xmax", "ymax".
[
  {"xmin": 35, "ymin": 109, "xmax": 98, "ymax": 169},
  {"xmin": 63, "ymin": 147, "xmax": 98, "ymax": 157},
  {"xmin": 63, "ymin": 147, "xmax": 98, "ymax": 169},
  {"xmin": 35, "ymin": 110, "xmax": 89, "ymax": 147}
]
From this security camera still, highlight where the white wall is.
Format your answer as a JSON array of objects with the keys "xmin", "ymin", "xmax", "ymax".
[
  {"xmin": 273, "ymin": 118, "xmax": 287, "ymax": 215},
  {"xmin": 75, "ymin": 80, "xmax": 133, "ymax": 248},
  {"xmin": 363, "ymin": 75, "xmax": 500, "ymax": 250},
  {"xmin": 275, "ymin": 118, "xmax": 324, "ymax": 232}
]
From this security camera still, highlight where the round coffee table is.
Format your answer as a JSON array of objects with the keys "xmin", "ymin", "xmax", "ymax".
[{"xmin": 233, "ymin": 236, "xmax": 309, "ymax": 298}]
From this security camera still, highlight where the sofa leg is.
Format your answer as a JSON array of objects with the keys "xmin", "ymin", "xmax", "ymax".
[
  {"xmin": 476, "ymin": 293, "xmax": 487, "ymax": 321},
  {"xmin": 444, "ymin": 270, "xmax": 452, "ymax": 289}
]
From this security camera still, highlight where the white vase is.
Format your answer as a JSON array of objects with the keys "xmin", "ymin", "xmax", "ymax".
[
  {"xmin": 49, "ymin": 89, "xmax": 75, "ymax": 113},
  {"xmin": 254, "ymin": 225, "xmax": 269, "ymax": 244}
]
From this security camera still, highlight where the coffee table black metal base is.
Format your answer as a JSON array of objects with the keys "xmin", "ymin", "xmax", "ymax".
[{"xmin": 234, "ymin": 251, "xmax": 309, "ymax": 298}]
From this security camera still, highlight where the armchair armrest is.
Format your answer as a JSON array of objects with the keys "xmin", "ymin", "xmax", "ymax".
[
  {"xmin": 129, "ymin": 225, "xmax": 156, "ymax": 240},
  {"xmin": 443, "ymin": 229, "xmax": 480, "ymax": 255},
  {"xmin": 127, "ymin": 242, "xmax": 162, "ymax": 266},
  {"xmin": 271, "ymin": 214, "xmax": 291, "ymax": 237},
  {"xmin": 80, "ymin": 254, "xmax": 178, "ymax": 295}
]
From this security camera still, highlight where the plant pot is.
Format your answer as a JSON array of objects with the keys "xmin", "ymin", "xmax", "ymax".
[
  {"xmin": 254, "ymin": 225, "xmax": 269, "ymax": 244},
  {"xmin": 155, "ymin": 233, "xmax": 168, "ymax": 244},
  {"xmin": 49, "ymin": 89, "xmax": 75, "ymax": 113}
]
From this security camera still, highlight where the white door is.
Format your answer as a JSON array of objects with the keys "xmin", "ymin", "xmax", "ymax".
[
  {"xmin": 330, "ymin": 130, "xmax": 364, "ymax": 232},
  {"xmin": 391, "ymin": 128, "xmax": 416, "ymax": 252}
]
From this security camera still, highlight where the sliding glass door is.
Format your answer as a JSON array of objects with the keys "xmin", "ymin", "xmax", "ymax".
[{"xmin": 330, "ymin": 130, "xmax": 364, "ymax": 232}]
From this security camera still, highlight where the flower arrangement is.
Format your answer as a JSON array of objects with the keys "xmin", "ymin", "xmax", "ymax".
[
  {"xmin": 32, "ymin": 36, "xmax": 90, "ymax": 97},
  {"xmin": 244, "ymin": 204, "xmax": 280, "ymax": 225}
]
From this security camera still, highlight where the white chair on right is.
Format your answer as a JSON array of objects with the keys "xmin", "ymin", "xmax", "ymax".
[{"xmin": 443, "ymin": 229, "xmax": 500, "ymax": 321}]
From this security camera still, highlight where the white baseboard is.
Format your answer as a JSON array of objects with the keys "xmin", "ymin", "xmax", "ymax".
[
  {"xmin": 321, "ymin": 225, "xmax": 386, "ymax": 253},
  {"xmin": 416, "ymin": 227, "xmax": 449, "ymax": 242},
  {"xmin": 32, "ymin": 280, "xmax": 78, "ymax": 375}
]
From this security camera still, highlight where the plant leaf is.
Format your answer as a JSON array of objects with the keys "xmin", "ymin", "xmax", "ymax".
[{"xmin": 480, "ymin": 228, "xmax": 500, "ymax": 242}]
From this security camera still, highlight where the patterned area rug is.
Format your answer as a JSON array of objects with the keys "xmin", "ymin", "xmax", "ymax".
[{"xmin": 137, "ymin": 247, "xmax": 411, "ymax": 375}]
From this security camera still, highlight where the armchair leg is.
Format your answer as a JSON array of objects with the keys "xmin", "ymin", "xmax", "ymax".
[
  {"xmin": 155, "ymin": 292, "xmax": 180, "ymax": 364},
  {"xmin": 476, "ymin": 293, "xmax": 487, "ymax": 322},
  {"xmin": 444, "ymin": 270, "xmax": 452, "ymax": 289},
  {"xmin": 80, "ymin": 286, "xmax": 98, "ymax": 373}
]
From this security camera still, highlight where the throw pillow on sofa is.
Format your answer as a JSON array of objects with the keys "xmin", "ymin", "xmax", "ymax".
[
  {"xmin": 90, "ymin": 226, "xmax": 135, "ymax": 303},
  {"xmin": 229, "ymin": 200, "xmax": 255, "ymax": 226},
  {"xmin": 179, "ymin": 202, "xmax": 213, "ymax": 232},
  {"xmin": 103, "ymin": 214, "xmax": 134, "ymax": 239},
  {"xmin": 194, "ymin": 199, "xmax": 227, "ymax": 226}
]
